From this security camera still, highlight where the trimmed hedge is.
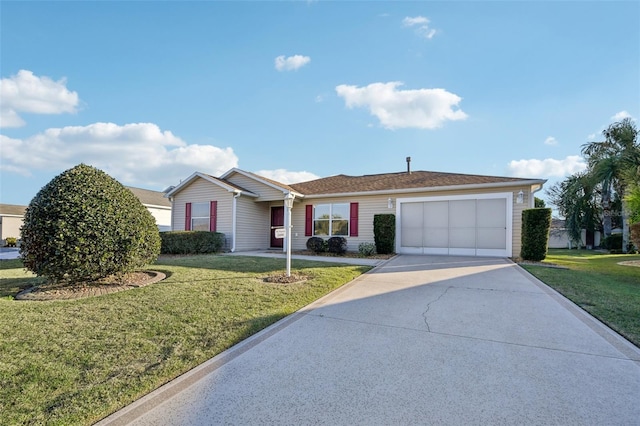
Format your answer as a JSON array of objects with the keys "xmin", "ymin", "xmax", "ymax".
[
  {"xmin": 20, "ymin": 164, "xmax": 161, "ymax": 283},
  {"xmin": 327, "ymin": 236, "xmax": 348, "ymax": 255},
  {"xmin": 374, "ymin": 214, "xmax": 395, "ymax": 255},
  {"xmin": 160, "ymin": 231, "xmax": 225, "ymax": 254},
  {"xmin": 306, "ymin": 237, "xmax": 327, "ymax": 253},
  {"xmin": 601, "ymin": 234, "xmax": 623, "ymax": 251},
  {"xmin": 520, "ymin": 208, "xmax": 552, "ymax": 261}
]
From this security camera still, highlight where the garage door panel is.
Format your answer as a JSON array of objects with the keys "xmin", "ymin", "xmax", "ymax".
[
  {"xmin": 477, "ymin": 228, "xmax": 506, "ymax": 249},
  {"xmin": 424, "ymin": 201, "xmax": 448, "ymax": 227},
  {"xmin": 449, "ymin": 200, "xmax": 476, "ymax": 227},
  {"xmin": 401, "ymin": 203, "xmax": 423, "ymax": 247},
  {"xmin": 449, "ymin": 228, "xmax": 475, "ymax": 248},
  {"xmin": 478, "ymin": 199, "xmax": 506, "ymax": 228},
  {"xmin": 424, "ymin": 228, "xmax": 448, "ymax": 248}
]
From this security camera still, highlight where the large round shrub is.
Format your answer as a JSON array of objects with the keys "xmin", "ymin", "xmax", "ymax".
[{"xmin": 20, "ymin": 164, "xmax": 161, "ymax": 283}]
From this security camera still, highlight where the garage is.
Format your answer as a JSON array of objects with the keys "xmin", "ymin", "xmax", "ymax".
[{"xmin": 397, "ymin": 193, "xmax": 513, "ymax": 257}]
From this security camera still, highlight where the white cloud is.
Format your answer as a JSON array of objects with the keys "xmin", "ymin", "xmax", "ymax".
[
  {"xmin": 274, "ymin": 55, "xmax": 311, "ymax": 71},
  {"xmin": 544, "ymin": 136, "xmax": 558, "ymax": 146},
  {"xmin": 402, "ymin": 16, "xmax": 437, "ymax": 39},
  {"xmin": 611, "ymin": 110, "xmax": 632, "ymax": 121},
  {"xmin": 335, "ymin": 81, "xmax": 467, "ymax": 130},
  {"xmin": 0, "ymin": 122, "xmax": 238, "ymax": 187},
  {"xmin": 0, "ymin": 69, "xmax": 79, "ymax": 128},
  {"xmin": 254, "ymin": 169, "xmax": 320, "ymax": 184},
  {"xmin": 587, "ymin": 133, "xmax": 597, "ymax": 141},
  {"xmin": 506, "ymin": 155, "xmax": 587, "ymax": 178}
]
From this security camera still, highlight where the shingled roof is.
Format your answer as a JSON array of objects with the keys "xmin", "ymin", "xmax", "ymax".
[
  {"xmin": 0, "ymin": 204, "xmax": 27, "ymax": 216},
  {"xmin": 125, "ymin": 187, "xmax": 171, "ymax": 207},
  {"xmin": 289, "ymin": 170, "xmax": 541, "ymax": 196}
]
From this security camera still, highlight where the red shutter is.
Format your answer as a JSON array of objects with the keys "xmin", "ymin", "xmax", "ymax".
[
  {"xmin": 210, "ymin": 201, "xmax": 217, "ymax": 232},
  {"xmin": 350, "ymin": 202, "xmax": 359, "ymax": 237},
  {"xmin": 185, "ymin": 203, "xmax": 192, "ymax": 231},
  {"xmin": 305, "ymin": 205, "xmax": 313, "ymax": 236}
]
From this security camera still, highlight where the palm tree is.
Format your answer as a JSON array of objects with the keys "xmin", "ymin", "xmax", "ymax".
[{"xmin": 582, "ymin": 118, "xmax": 640, "ymax": 252}]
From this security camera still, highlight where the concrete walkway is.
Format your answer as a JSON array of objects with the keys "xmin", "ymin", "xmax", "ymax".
[
  {"xmin": 0, "ymin": 247, "xmax": 20, "ymax": 260},
  {"xmin": 99, "ymin": 255, "xmax": 640, "ymax": 425}
]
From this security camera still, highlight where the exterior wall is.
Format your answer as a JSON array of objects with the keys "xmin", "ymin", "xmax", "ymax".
[
  {"xmin": 291, "ymin": 185, "xmax": 533, "ymax": 257},
  {"xmin": 146, "ymin": 206, "xmax": 172, "ymax": 232},
  {"xmin": 171, "ymin": 178, "xmax": 234, "ymax": 248},
  {"xmin": 549, "ymin": 229, "xmax": 602, "ymax": 249},
  {"xmin": 235, "ymin": 197, "xmax": 270, "ymax": 251},
  {"xmin": 291, "ymin": 194, "xmax": 394, "ymax": 252},
  {"xmin": 225, "ymin": 173, "xmax": 285, "ymax": 201},
  {"xmin": 0, "ymin": 216, "xmax": 23, "ymax": 243}
]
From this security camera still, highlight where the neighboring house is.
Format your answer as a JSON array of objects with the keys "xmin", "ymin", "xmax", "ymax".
[
  {"xmin": 548, "ymin": 219, "xmax": 610, "ymax": 249},
  {"xmin": 0, "ymin": 187, "xmax": 172, "ymax": 243},
  {"xmin": 165, "ymin": 167, "xmax": 546, "ymax": 257},
  {"xmin": 125, "ymin": 186, "xmax": 172, "ymax": 232},
  {"xmin": 0, "ymin": 204, "xmax": 26, "ymax": 245}
]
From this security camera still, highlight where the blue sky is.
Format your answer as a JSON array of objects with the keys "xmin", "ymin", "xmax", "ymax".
[{"xmin": 1, "ymin": 1, "xmax": 638, "ymax": 207}]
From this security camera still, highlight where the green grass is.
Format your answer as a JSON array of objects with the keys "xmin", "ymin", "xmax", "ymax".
[
  {"xmin": 521, "ymin": 249, "xmax": 640, "ymax": 347},
  {"xmin": 0, "ymin": 255, "xmax": 370, "ymax": 425}
]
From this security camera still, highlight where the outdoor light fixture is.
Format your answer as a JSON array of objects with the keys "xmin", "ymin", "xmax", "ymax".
[
  {"xmin": 517, "ymin": 190, "xmax": 524, "ymax": 204},
  {"xmin": 388, "ymin": 198, "xmax": 394, "ymax": 209},
  {"xmin": 284, "ymin": 193, "xmax": 295, "ymax": 277}
]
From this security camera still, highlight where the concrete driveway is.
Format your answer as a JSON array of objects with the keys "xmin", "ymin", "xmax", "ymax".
[{"xmin": 100, "ymin": 255, "xmax": 640, "ymax": 425}]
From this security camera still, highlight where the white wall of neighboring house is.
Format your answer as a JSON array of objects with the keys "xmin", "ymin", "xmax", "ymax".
[
  {"xmin": 145, "ymin": 205, "xmax": 172, "ymax": 232},
  {"xmin": 548, "ymin": 228, "xmax": 602, "ymax": 249},
  {"xmin": 0, "ymin": 216, "xmax": 24, "ymax": 244}
]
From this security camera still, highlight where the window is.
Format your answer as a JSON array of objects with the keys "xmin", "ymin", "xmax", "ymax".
[
  {"xmin": 191, "ymin": 202, "xmax": 210, "ymax": 231},
  {"xmin": 185, "ymin": 201, "xmax": 217, "ymax": 232},
  {"xmin": 314, "ymin": 203, "xmax": 349, "ymax": 236}
]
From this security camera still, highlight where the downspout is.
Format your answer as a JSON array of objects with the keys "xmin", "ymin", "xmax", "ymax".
[
  {"xmin": 530, "ymin": 184, "xmax": 543, "ymax": 207},
  {"xmin": 231, "ymin": 192, "xmax": 241, "ymax": 252}
]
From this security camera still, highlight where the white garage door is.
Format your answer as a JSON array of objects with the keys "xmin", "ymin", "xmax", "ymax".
[{"xmin": 398, "ymin": 194, "xmax": 512, "ymax": 257}]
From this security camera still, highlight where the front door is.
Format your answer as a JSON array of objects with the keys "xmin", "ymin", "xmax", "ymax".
[{"xmin": 270, "ymin": 206, "xmax": 284, "ymax": 248}]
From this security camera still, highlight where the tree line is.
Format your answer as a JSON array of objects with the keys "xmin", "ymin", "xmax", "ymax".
[{"xmin": 547, "ymin": 118, "xmax": 640, "ymax": 252}]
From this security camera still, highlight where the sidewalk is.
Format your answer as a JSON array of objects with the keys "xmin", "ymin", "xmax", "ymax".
[{"xmin": 0, "ymin": 247, "xmax": 20, "ymax": 260}]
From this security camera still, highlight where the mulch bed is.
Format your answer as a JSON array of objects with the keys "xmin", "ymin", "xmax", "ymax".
[
  {"xmin": 15, "ymin": 270, "xmax": 166, "ymax": 301},
  {"xmin": 263, "ymin": 273, "xmax": 309, "ymax": 284}
]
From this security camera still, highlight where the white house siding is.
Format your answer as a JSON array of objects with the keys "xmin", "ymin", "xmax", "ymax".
[
  {"xmin": 235, "ymin": 197, "xmax": 270, "ymax": 251},
  {"xmin": 225, "ymin": 173, "xmax": 285, "ymax": 201},
  {"xmin": 1, "ymin": 216, "xmax": 23, "ymax": 243},
  {"xmin": 290, "ymin": 186, "xmax": 533, "ymax": 256},
  {"xmin": 145, "ymin": 206, "xmax": 172, "ymax": 232},
  {"xmin": 171, "ymin": 178, "xmax": 234, "ymax": 248}
]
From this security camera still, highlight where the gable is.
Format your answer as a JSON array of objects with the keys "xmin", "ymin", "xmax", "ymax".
[{"xmin": 224, "ymin": 172, "xmax": 289, "ymax": 201}]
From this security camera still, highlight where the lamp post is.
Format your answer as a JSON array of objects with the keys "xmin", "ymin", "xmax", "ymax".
[{"xmin": 284, "ymin": 193, "xmax": 295, "ymax": 277}]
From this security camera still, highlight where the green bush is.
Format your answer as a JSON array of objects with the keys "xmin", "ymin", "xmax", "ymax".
[
  {"xmin": 601, "ymin": 234, "xmax": 623, "ymax": 251},
  {"xmin": 327, "ymin": 236, "xmax": 348, "ymax": 255},
  {"xmin": 306, "ymin": 237, "xmax": 327, "ymax": 253},
  {"xmin": 160, "ymin": 231, "xmax": 225, "ymax": 254},
  {"xmin": 4, "ymin": 237, "xmax": 17, "ymax": 247},
  {"xmin": 358, "ymin": 242, "xmax": 376, "ymax": 257},
  {"xmin": 374, "ymin": 214, "xmax": 395, "ymax": 254},
  {"xmin": 520, "ymin": 208, "xmax": 552, "ymax": 261},
  {"xmin": 20, "ymin": 164, "xmax": 161, "ymax": 283}
]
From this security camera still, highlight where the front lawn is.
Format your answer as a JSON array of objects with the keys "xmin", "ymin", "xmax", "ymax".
[
  {"xmin": 521, "ymin": 249, "xmax": 640, "ymax": 347},
  {"xmin": 0, "ymin": 255, "xmax": 370, "ymax": 425}
]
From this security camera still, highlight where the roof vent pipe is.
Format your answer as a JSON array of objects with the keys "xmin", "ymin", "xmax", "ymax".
[{"xmin": 406, "ymin": 156, "xmax": 411, "ymax": 174}]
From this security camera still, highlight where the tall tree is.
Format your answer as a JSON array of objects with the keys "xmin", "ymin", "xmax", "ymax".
[
  {"xmin": 581, "ymin": 118, "xmax": 640, "ymax": 252},
  {"xmin": 546, "ymin": 172, "xmax": 600, "ymax": 247}
]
